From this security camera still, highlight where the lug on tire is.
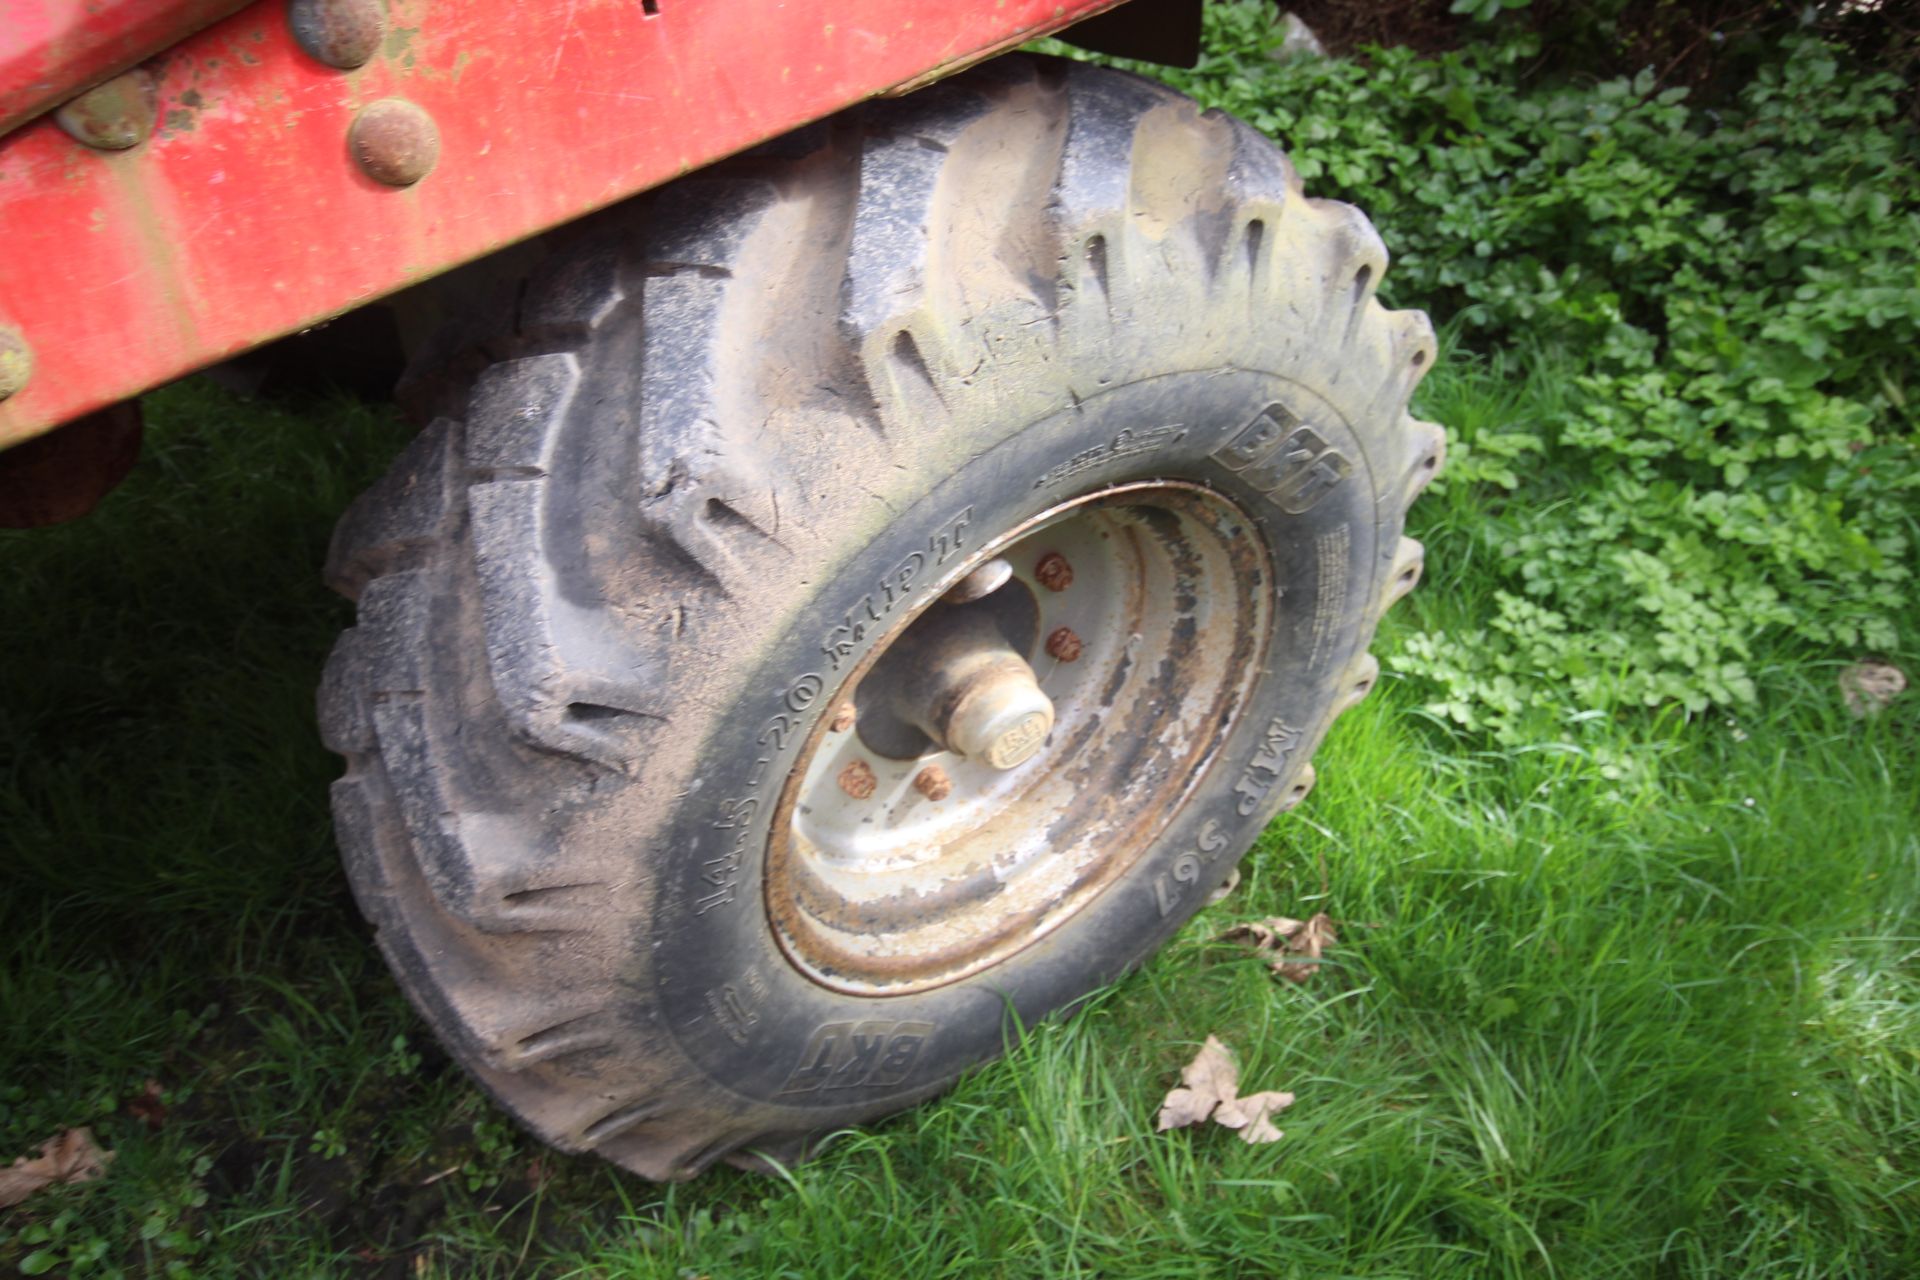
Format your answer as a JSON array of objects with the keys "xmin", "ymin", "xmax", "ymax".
[{"xmin": 319, "ymin": 54, "xmax": 1444, "ymax": 1179}]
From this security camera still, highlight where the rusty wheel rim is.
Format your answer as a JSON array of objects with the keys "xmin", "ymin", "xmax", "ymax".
[{"xmin": 765, "ymin": 482, "xmax": 1275, "ymax": 995}]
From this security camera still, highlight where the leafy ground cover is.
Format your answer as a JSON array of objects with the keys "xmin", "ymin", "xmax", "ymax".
[
  {"xmin": 5, "ymin": 7, "xmax": 1918, "ymax": 1276},
  {"xmin": 1052, "ymin": 2, "xmax": 1920, "ymax": 745}
]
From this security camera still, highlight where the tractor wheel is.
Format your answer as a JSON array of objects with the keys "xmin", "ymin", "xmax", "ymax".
[{"xmin": 319, "ymin": 54, "xmax": 1443, "ymax": 1180}]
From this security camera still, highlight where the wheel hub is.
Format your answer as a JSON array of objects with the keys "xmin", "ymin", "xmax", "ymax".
[{"xmin": 870, "ymin": 591, "xmax": 1056, "ymax": 770}]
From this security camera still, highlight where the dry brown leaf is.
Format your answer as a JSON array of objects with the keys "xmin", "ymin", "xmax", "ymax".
[
  {"xmin": 1222, "ymin": 911, "xmax": 1339, "ymax": 983},
  {"xmin": 1214, "ymin": 1089, "xmax": 1296, "ymax": 1144},
  {"xmin": 126, "ymin": 1079, "xmax": 167, "ymax": 1133},
  {"xmin": 1156, "ymin": 1035, "xmax": 1238, "ymax": 1131},
  {"xmin": 1156, "ymin": 1037, "xmax": 1296, "ymax": 1144},
  {"xmin": 1840, "ymin": 661, "xmax": 1907, "ymax": 718},
  {"xmin": 0, "ymin": 1127, "xmax": 114, "ymax": 1208}
]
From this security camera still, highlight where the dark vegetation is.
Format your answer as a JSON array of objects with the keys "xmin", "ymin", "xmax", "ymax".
[{"xmin": 1289, "ymin": 0, "xmax": 1919, "ymax": 108}]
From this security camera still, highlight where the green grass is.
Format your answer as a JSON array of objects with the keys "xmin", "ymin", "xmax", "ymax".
[{"xmin": 2, "ymin": 347, "xmax": 1916, "ymax": 1277}]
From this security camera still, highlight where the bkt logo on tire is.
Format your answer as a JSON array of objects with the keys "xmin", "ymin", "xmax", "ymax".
[
  {"xmin": 1213, "ymin": 403, "xmax": 1353, "ymax": 515},
  {"xmin": 780, "ymin": 1020, "xmax": 935, "ymax": 1094}
]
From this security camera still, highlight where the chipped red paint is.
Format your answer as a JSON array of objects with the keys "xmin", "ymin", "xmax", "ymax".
[{"xmin": 0, "ymin": 0, "xmax": 1121, "ymax": 449}]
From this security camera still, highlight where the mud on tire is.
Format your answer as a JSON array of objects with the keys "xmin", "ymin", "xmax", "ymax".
[{"xmin": 319, "ymin": 54, "xmax": 1444, "ymax": 1180}]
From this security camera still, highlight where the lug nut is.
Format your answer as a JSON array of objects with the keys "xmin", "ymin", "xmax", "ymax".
[
  {"xmin": 830, "ymin": 702, "xmax": 856, "ymax": 733},
  {"xmin": 1034, "ymin": 552, "xmax": 1073, "ymax": 592},
  {"xmin": 912, "ymin": 765, "xmax": 952, "ymax": 802},
  {"xmin": 1045, "ymin": 627, "xmax": 1084, "ymax": 662},
  {"xmin": 837, "ymin": 759, "xmax": 877, "ymax": 800}
]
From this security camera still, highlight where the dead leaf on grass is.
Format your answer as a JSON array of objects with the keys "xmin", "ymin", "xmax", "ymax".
[
  {"xmin": 0, "ymin": 1127, "xmax": 115, "ymax": 1208},
  {"xmin": 1156, "ymin": 1036, "xmax": 1295, "ymax": 1145},
  {"xmin": 1215, "ymin": 1090, "xmax": 1297, "ymax": 1144},
  {"xmin": 1222, "ymin": 912, "xmax": 1339, "ymax": 983},
  {"xmin": 1156, "ymin": 1035, "xmax": 1238, "ymax": 1131},
  {"xmin": 1840, "ymin": 661, "xmax": 1906, "ymax": 719},
  {"xmin": 126, "ymin": 1078, "xmax": 167, "ymax": 1132}
]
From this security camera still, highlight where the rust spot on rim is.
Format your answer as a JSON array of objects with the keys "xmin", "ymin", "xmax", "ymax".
[{"xmin": 349, "ymin": 98, "xmax": 440, "ymax": 186}]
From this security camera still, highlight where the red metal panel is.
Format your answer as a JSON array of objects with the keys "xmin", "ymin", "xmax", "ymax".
[
  {"xmin": 0, "ymin": 0, "xmax": 1121, "ymax": 449},
  {"xmin": 0, "ymin": 0, "xmax": 251, "ymax": 135}
]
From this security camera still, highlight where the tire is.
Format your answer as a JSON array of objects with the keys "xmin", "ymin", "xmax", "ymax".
[{"xmin": 319, "ymin": 54, "xmax": 1444, "ymax": 1181}]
